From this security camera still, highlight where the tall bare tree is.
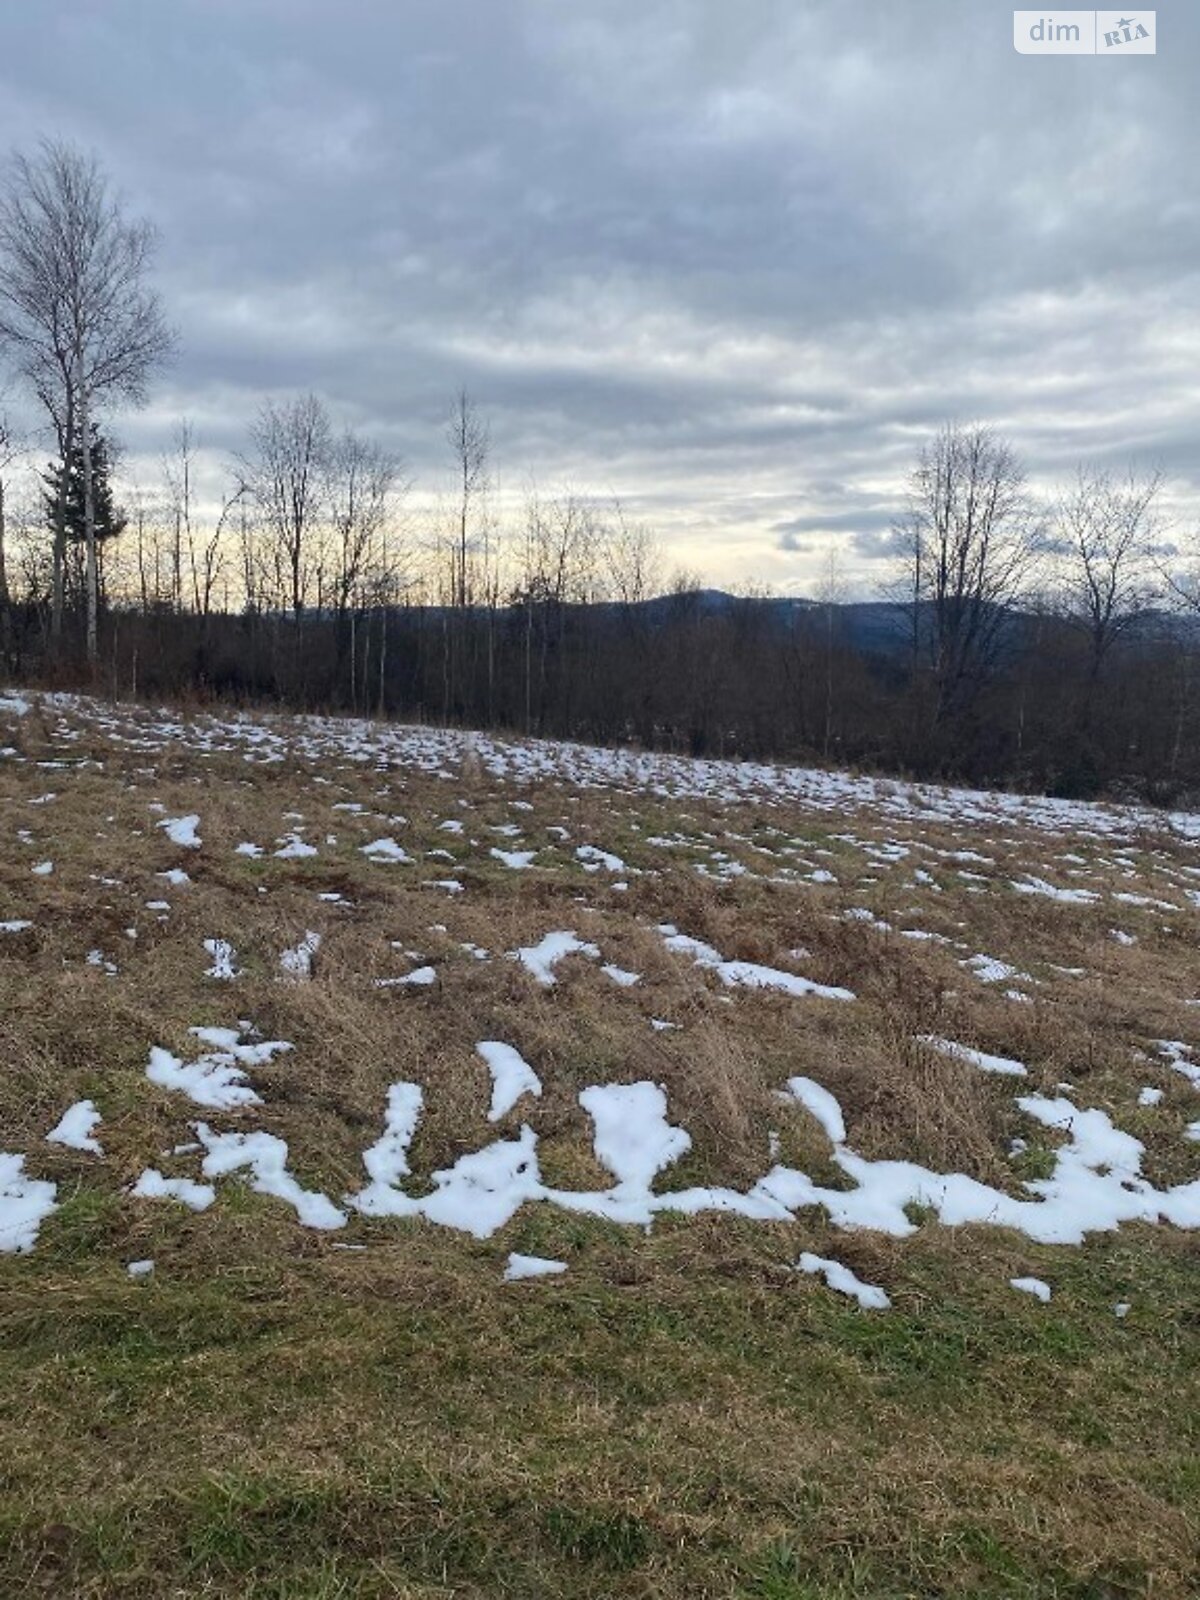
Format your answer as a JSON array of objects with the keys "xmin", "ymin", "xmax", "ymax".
[
  {"xmin": 447, "ymin": 388, "xmax": 488, "ymax": 609},
  {"xmin": 602, "ymin": 502, "xmax": 661, "ymax": 606},
  {"xmin": 1054, "ymin": 465, "xmax": 1162, "ymax": 701},
  {"xmin": 325, "ymin": 429, "xmax": 401, "ymax": 703},
  {"xmin": 238, "ymin": 393, "xmax": 332, "ymax": 619},
  {"xmin": 0, "ymin": 139, "xmax": 172, "ymax": 663},
  {"xmin": 815, "ymin": 543, "xmax": 848, "ymax": 759},
  {"xmin": 162, "ymin": 418, "xmax": 193, "ymax": 613},
  {"xmin": 893, "ymin": 423, "xmax": 1040, "ymax": 728},
  {"xmin": 327, "ymin": 431, "xmax": 400, "ymax": 618}
]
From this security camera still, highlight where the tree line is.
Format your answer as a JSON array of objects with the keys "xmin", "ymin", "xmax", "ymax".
[{"xmin": 1, "ymin": 138, "xmax": 1199, "ymax": 801}]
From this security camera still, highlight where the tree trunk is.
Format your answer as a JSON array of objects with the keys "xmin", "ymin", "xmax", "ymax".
[
  {"xmin": 377, "ymin": 609, "xmax": 387, "ymax": 716},
  {"xmin": 78, "ymin": 377, "xmax": 99, "ymax": 666},
  {"xmin": 51, "ymin": 396, "xmax": 74, "ymax": 653},
  {"xmin": 0, "ymin": 472, "xmax": 9, "ymax": 664}
]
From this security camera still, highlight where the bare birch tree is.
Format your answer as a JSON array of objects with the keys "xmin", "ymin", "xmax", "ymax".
[
  {"xmin": 0, "ymin": 139, "xmax": 172, "ymax": 663},
  {"xmin": 447, "ymin": 388, "xmax": 488, "ymax": 609}
]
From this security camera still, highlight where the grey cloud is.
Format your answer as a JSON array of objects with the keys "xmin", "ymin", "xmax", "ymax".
[{"xmin": 0, "ymin": 0, "xmax": 1196, "ymax": 592}]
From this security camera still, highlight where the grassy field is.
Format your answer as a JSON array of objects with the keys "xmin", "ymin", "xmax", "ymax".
[{"xmin": 1, "ymin": 692, "xmax": 1198, "ymax": 1599}]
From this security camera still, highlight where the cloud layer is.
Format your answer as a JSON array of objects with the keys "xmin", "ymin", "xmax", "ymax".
[{"xmin": 0, "ymin": 1, "xmax": 1195, "ymax": 590}]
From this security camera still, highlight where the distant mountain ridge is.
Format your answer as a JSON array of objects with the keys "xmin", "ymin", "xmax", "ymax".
[{"xmin": 611, "ymin": 591, "xmax": 1200, "ymax": 656}]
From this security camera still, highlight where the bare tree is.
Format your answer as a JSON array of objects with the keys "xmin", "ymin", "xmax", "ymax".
[
  {"xmin": 512, "ymin": 488, "xmax": 605, "ymax": 731},
  {"xmin": 238, "ymin": 394, "xmax": 332, "ymax": 619},
  {"xmin": 446, "ymin": 388, "xmax": 488, "ymax": 609},
  {"xmin": 1054, "ymin": 466, "xmax": 1162, "ymax": 698},
  {"xmin": 602, "ymin": 502, "xmax": 661, "ymax": 606},
  {"xmin": 893, "ymin": 423, "xmax": 1040, "ymax": 728},
  {"xmin": 1159, "ymin": 518, "xmax": 1200, "ymax": 616},
  {"xmin": 815, "ymin": 543, "xmax": 848, "ymax": 759},
  {"xmin": 162, "ymin": 418, "xmax": 193, "ymax": 613},
  {"xmin": 160, "ymin": 419, "xmax": 232, "ymax": 622},
  {"xmin": 125, "ymin": 481, "xmax": 167, "ymax": 615},
  {"xmin": 0, "ymin": 139, "xmax": 172, "ymax": 663},
  {"xmin": 327, "ymin": 431, "xmax": 400, "ymax": 618},
  {"xmin": 326, "ymin": 429, "xmax": 402, "ymax": 703}
]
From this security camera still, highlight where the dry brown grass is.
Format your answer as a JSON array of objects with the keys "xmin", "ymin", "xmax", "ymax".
[{"xmin": 1, "ymin": 692, "xmax": 1198, "ymax": 1598}]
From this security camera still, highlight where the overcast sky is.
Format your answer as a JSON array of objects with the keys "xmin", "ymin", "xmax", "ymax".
[{"xmin": 0, "ymin": 1, "xmax": 1195, "ymax": 592}]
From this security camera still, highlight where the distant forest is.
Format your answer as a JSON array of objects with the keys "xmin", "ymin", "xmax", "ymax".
[{"xmin": 2, "ymin": 141, "xmax": 1200, "ymax": 802}]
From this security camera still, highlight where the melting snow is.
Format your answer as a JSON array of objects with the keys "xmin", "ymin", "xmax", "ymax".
[
  {"xmin": 798, "ymin": 1251, "xmax": 891, "ymax": 1310},
  {"xmin": 420, "ymin": 1126, "xmax": 544, "ymax": 1238},
  {"xmin": 361, "ymin": 837, "xmax": 412, "ymax": 864},
  {"xmin": 351, "ymin": 1082, "xmax": 425, "ymax": 1214},
  {"xmin": 275, "ymin": 833, "xmax": 318, "ymax": 859},
  {"xmin": 919, "ymin": 1036, "xmax": 1028, "ymax": 1078},
  {"xmin": 478, "ymin": 1041, "xmax": 542, "ymax": 1122},
  {"xmin": 659, "ymin": 925, "xmax": 856, "ymax": 1001},
  {"xmin": 376, "ymin": 965, "xmax": 437, "ymax": 988},
  {"xmin": 131, "ymin": 1168, "xmax": 216, "ymax": 1210},
  {"xmin": 45, "ymin": 1100, "xmax": 103, "ymax": 1154},
  {"xmin": 491, "ymin": 847, "xmax": 537, "ymax": 869},
  {"xmin": 1011, "ymin": 876, "xmax": 1099, "ymax": 904},
  {"xmin": 1156, "ymin": 1041, "xmax": 1199, "ymax": 1089},
  {"xmin": 576, "ymin": 845, "xmax": 626, "ymax": 873},
  {"xmin": 196, "ymin": 1124, "xmax": 345, "ymax": 1230},
  {"xmin": 963, "ymin": 954, "xmax": 1026, "ymax": 985},
  {"xmin": 580, "ymin": 1082, "xmax": 690, "ymax": 1199},
  {"xmin": 0, "ymin": 1155, "xmax": 57, "ymax": 1253},
  {"xmin": 146, "ymin": 1028, "xmax": 291, "ymax": 1111},
  {"xmin": 159, "ymin": 814, "xmax": 201, "ymax": 849},
  {"xmin": 601, "ymin": 963, "xmax": 641, "ymax": 987},
  {"xmin": 203, "ymin": 938, "xmax": 240, "ymax": 980},
  {"xmin": 512, "ymin": 930, "xmax": 600, "ymax": 987},
  {"xmin": 786, "ymin": 1077, "xmax": 847, "ymax": 1145},
  {"xmin": 505, "ymin": 1252, "xmax": 567, "ymax": 1281},
  {"xmin": 280, "ymin": 930, "xmax": 321, "ymax": 981}
]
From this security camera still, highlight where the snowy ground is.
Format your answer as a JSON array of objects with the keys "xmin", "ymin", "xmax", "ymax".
[
  {"xmin": 2, "ymin": 691, "xmax": 1198, "ymax": 1292},
  {"xmin": 2, "ymin": 691, "xmax": 1198, "ymax": 1597}
]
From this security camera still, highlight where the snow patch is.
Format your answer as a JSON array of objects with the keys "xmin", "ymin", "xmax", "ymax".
[
  {"xmin": 146, "ymin": 1028, "xmax": 291, "ymax": 1111},
  {"xmin": 159, "ymin": 814, "xmax": 201, "ymax": 849},
  {"xmin": 918, "ymin": 1036, "xmax": 1028, "ymax": 1078},
  {"xmin": 46, "ymin": 1100, "xmax": 103, "ymax": 1154},
  {"xmin": 196, "ymin": 1124, "xmax": 345, "ymax": 1230},
  {"xmin": 505, "ymin": 1252, "xmax": 567, "ymax": 1281},
  {"xmin": 361, "ymin": 837, "xmax": 412, "ymax": 864},
  {"xmin": 511, "ymin": 930, "xmax": 600, "ymax": 987},
  {"xmin": 0, "ymin": 1154, "xmax": 57, "ymax": 1253},
  {"xmin": 131, "ymin": 1168, "xmax": 216, "ymax": 1211},
  {"xmin": 798, "ymin": 1251, "xmax": 891, "ymax": 1310},
  {"xmin": 659, "ymin": 924, "xmax": 855, "ymax": 1001},
  {"xmin": 280, "ymin": 930, "xmax": 321, "ymax": 981},
  {"xmin": 478, "ymin": 1041, "xmax": 542, "ymax": 1122}
]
